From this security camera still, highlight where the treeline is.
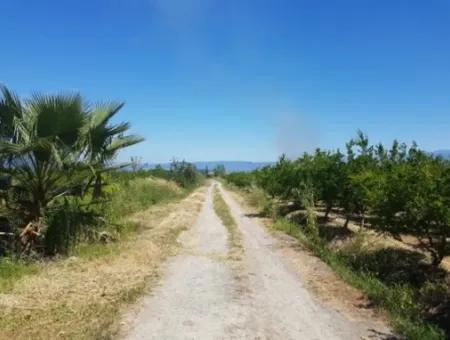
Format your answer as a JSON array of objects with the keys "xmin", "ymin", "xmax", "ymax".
[
  {"xmin": 227, "ymin": 131, "xmax": 450, "ymax": 266},
  {"xmin": 116, "ymin": 160, "xmax": 204, "ymax": 188}
]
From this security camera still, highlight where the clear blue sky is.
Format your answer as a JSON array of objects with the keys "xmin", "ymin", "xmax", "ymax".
[{"xmin": 1, "ymin": 0, "xmax": 449, "ymax": 162}]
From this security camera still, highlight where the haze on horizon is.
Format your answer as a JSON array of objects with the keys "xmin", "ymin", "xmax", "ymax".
[{"xmin": 1, "ymin": 0, "xmax": 449, "ymax": 163}]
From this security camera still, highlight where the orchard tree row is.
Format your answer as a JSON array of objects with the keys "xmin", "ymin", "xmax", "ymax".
[{"xmin": 229, "ymin": 131, "xmax": 450, "ymax": 266}]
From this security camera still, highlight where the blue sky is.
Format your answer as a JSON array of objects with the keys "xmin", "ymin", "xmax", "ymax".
[{"xmin": 1, "ymin": 0, "xmax": 449, "ymax": 162}]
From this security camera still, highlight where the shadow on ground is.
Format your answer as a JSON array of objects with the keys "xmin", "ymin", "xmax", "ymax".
[
  {"xmin": 317, "ymin": 223, "xmax": 353, "ymax": 243},
  {"xmin": 342, "ymin": 247, "xmax": 450, "ymax": 336},
  {"xmin": 244, "ymin": 213, "xmax": 266, "ymax": 218}
]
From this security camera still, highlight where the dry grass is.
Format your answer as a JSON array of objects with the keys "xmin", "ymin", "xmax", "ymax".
[{"xmin": 0, "ymin": 187, "xmax": 206, "ymax": 340}]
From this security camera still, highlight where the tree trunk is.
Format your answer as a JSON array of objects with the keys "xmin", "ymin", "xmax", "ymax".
[
  {"xmin": 431, "ymin": 251, "xmax": 444, "ymax": 266},
  {"xmin": 431, "ymin": 235, "xmax": 447, "ymax": 266},
  {"xmin": 93, "ymin": 174, "xmax": 103, "ymax": 199},
  {"xmin": 344, "ymin": 216, "xmax": 350, "ymax": 229},
  {"xmin": 325, "ymin": 205, "xmax": 332, "ymax": 220}
]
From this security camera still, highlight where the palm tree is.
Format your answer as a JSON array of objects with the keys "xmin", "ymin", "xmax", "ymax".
[
  {"xmin": 0, "ymin": 88, "xmax": 88, "ymax": 220},
  {"xmin": 0, "ymin": 86, "xmax": 143, "ymax": 221}
]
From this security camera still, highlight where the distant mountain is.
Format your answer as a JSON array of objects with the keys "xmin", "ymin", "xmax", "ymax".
[
  {"xmin": 142, "ymin": 161, "xmax": 274, "ymax": 173},
  {"xmin": 193, "ymin": 161, "xmax": 274, "ymax": 172},
  {"xmin": 432, "ymin": 150, "xmax": 450, "ymax": 159}
]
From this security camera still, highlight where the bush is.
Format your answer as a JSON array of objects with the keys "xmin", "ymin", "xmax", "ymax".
[
  {"xmin": 44, "ymin": 201, "xmax": 101, "ymax": 256},
  {"xmin": 169, "ymin": 160, "xmax": 203, "ymax": 188}
]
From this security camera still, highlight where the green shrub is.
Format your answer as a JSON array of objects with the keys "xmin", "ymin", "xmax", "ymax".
[
  {"xmin": 44, "ymin": 201, "xmax": 100, "ymax": 255},
  {"xmin": 169, "ymin": 160, "xmax": 203, "ymax": 188}
]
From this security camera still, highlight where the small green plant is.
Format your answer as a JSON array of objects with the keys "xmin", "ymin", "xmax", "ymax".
[{"xmin": 0, "ymin": 258, "xmax": 39, "ymax": 293}]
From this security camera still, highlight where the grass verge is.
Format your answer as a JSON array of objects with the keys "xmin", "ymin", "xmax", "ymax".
[
  {"xmin": 0, "ymin": 177, "xmax": 188, "ymax": 294},
  {"xmin": 212, "ymin": 186, "xmax": 242, "ymax": 258},
  {"xmin": 272, "ymin": 218, "xmax": 445, "ymax": 340}
]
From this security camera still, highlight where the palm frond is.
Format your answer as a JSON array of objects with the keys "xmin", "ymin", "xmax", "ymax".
[
  {"xmin": 98, "ymin": 162, "xmax": 131, "ymax": 173},
  {"xmin": 88, "ymin": 102, "xmax": 124, "ymax": 130},
  {"xmin": 106, "ymin": 135, "xmax": 145, "ymax": 154},
  {"xmin": 28, "ymin": 93, "xmax": 87, "ymax": 146},
  {"xmin": 0, "ymin": 138, "xmax": 53, "ymax": 155},
  {"xmin": 104, "ymin": 122, "xmax": 130, "ymax": 137},
  {"xmin": 0, "ymin": 85, "xmax": 23, "ymax": 139}
]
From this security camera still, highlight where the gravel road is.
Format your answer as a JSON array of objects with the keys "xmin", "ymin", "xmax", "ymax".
[{"xmin": 124, "ymin": 182, "xmax": 393, "ymax": 340}]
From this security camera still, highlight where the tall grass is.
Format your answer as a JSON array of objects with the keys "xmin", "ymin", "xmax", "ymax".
[{"xmin": 107, "ymin": 177, "xmax": 183, "ymax": 220}]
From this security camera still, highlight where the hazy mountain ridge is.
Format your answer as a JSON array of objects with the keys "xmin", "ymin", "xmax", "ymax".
[
  {"xmin": 138, "ymin": 150, "xmax": 450, "ymax": 173},
  {"xmin": 432, "ymin": 150, "xmax": 450, "ymax": 159},
  {"xmin": 142, "ymin": 161, "xmax": 274, "ymax": 172}
]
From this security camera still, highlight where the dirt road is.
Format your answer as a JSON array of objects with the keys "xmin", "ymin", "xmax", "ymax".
[{"xmin": 123, "ymin": 182, "xmax": 392, "ymax": 339}]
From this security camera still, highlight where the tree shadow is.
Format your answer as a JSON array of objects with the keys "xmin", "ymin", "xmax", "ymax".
[
  {"xmin": 344, "ymin": 247, "xmax": 450, "ymax": 336},
  {"xmin": 277, "ymin": 202, "xmax": 302, "ymax": 216},
  {"xmin": 285, "ymin": 212, "xmax": 355, "ymax": 245},
  {"xmin": 347, "ymin": 248, "xmax": 447, "ymax": 287},
  {"xmin": 244, "ymin": 212, "xmax": 266, "ymax": 218},
  {"xmin": 428, "ymin": 300, "xmax": 450, "ymax": 338},
  {"xmin": 317, "ymin": 223, "xmax": 353, "ymax": 243}
]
